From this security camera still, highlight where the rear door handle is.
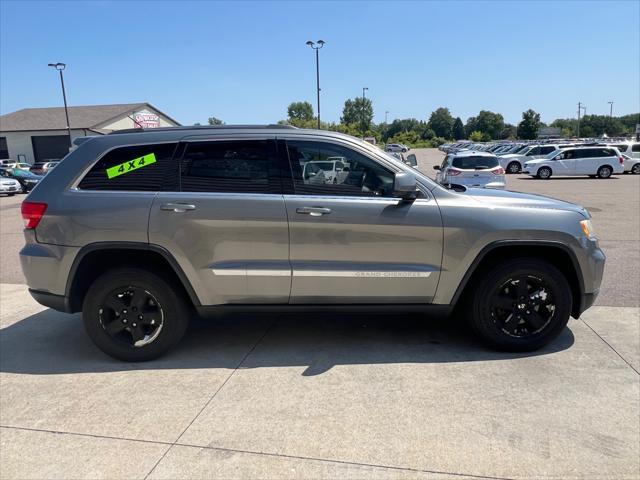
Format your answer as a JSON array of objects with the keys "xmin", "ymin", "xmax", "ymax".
[
  {"xmin": 160, "ymin": 203, "xmax": 196, "ymax": 213},
  {"xmin": 296, "ymin": 206, "xmax": 332, "ymax": 216}
]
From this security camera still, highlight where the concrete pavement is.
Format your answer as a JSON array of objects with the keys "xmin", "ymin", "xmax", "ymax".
[{"xmin": 1, "ymin": 283, "xmax": 638, "ymax": 479}]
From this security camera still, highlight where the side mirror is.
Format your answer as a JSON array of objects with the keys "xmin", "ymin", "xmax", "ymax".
[
  {"xmin": 392, "ymin": 172, "xmax": 418, "ymax": 200},
  {"xmin": 406, "ymin": 154, "xmax": 418, "ymax": 167},
  {"xmin": 433, "ymin": 165, "xmax": 441, "ymax": 171}
]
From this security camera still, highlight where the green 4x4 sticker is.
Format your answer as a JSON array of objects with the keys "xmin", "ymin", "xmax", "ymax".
[{"xmin": 106, "ymin": 153, "xmax": 157, "ymax": 179}]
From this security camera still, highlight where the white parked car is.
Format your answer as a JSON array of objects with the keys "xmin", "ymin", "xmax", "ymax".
[
  {"xmin": 385, "ymin": 143, "xmax": 409, "ymax": 153},
  {"xmin": 604, "ymin": 143, "xmax": 640, "ymax": 173},
  {"xmin": 0, "ymin": 177, "xmax": 21, "ymax": 196},
  {"xmin": 498, "ymin": 144, "xmax": 561, "ymax": 174},
  {"xmin": 433, "ymin": 151, "xmax": 505, "ymax": 189},
  {"xmin": 523, "ymin": 146, "xmax": 624, "ymax": 179},
  {"xmin": 302, "ymin": 157, "xmax": 350, "ymax": 184}
]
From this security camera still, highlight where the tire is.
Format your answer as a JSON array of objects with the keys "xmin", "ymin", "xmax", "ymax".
[
  {"xmin": 536, "ymin": 167, "xmax": 552, "ymax": 179},
  {"xmin": 402, "ymin": 148, "xmax": 407, "ymax": 153},
  {"xmin": 82, "ymin": 268, "xmax": 189, "ymax": 361},
  {"xmin": 632, "ymin": 163, "xmax": 640, "ymax": 174},
  {"xmin": 506, "ymin": 161, "xmax": 521, "ymax": 174},
  {"xmin": 597, "ymin": 165, "xmax": 612, "ymax": 179},
  {"xmin": 467, "ymin": 258, "xmax": 572, "ymax": 352},
  {"xmin": 8, "ymin": 193, "xmax": 15, "ymax": 197}
]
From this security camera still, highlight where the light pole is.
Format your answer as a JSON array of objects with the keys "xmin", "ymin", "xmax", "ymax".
[
  {"xmin": 48, "ymin": 63, "xmax": 72, "ymax": 148},
  {"xmin": 385, "ymin": 110, "xmax": 389, "ymax": 123},
  {"xmin": 361, "ymin": 87, "xmax": 369, "ymax": 135},
  {"xmin": 607, "ymin": 101, "xmax": 614, "ymax": 118},
  {"xmin": 306, "ymin": 40, "xmax": 325, "ymax": 129}
]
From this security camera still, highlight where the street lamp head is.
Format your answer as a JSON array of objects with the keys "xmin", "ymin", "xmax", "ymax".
[
  {"xmin": 306, "ymin": 41, "xmax": 314, "ymax": 47},
  {"xmin": 317, "ymin": 40, "xmax": 325, "ymax": 47},
  {"xmin": 48, "ymin": 62, "xmax": 66, "ymax": 70}
]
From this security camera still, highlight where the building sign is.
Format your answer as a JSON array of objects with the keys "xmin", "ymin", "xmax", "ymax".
[{"xmin": 133, "ymin": 110, "xmax": 160, "ymax": 129}]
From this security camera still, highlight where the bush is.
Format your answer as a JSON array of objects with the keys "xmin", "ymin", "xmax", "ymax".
[{"xmin": 469, "ymin": 130, "xmax": 484, "ymax": 142}]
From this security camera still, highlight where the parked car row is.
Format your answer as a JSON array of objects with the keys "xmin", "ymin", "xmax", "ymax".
[
  {"xmin": 440, "ymin": 139, "xmax": 640, "ymax": 175},
  {"xmin": 0, "ymin": 167, "xmax": 44, "ymax": 195}
]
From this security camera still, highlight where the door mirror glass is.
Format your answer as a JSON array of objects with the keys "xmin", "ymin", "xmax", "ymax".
[
  {"xmin": 392, "ymin": 172, "xmax": 418, "ymax": 200},
  {"xmin": 406, "ymin": 154, "xmax": 418, "ymax": 167}
]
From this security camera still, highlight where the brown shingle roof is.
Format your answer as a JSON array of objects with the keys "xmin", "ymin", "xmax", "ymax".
[{"xmin": 0, "ymin": 103, "xmax": 180, "ymax": 132}]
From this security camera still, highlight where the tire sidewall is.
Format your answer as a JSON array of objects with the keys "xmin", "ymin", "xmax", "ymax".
[
  {"xmin": 507, "ymin": 161, "xmax": 520, "ymax": 174},
  {"xmin": 597, "ymin": 166, "xmax": 612, "ymax": 178},
  {"xmin": 537, "ymin": 167, "xmax": 552, "ymax": 179},
  {"xmin": 83, "ymin": 268, "xmax": 189, "ymax": 361},
  {"xmin": 470, "ymin": 259, "xmax": 572, "ymax": 351}
]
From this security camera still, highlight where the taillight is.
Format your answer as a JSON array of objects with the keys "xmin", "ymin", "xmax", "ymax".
[
  {"xmin": 619, "ymin": 156, "xmax": 624, "ymax": 165},
  {"xmin": 492, "ymin": 167, "xmax": 505, "ymax": 175},
  {"xmin": 448, "ymin": 168, "xmax": 461, "ymax": 176},
  {"xmin": 21, "ymin": 201, "xmax": 47, "ymax": 229}
]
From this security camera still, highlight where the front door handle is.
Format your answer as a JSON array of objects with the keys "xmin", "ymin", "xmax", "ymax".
[
  {"xmin": 296, "ymin": 206, "xmax": 332, "ymax": 217},
  {"xmin": 160, "ymin": 203, "xmax": 196, "ymax": 213}
]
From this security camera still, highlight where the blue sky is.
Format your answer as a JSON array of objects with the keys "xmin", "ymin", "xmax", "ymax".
[{"xmin": 1, "ymin": 0, "xmax": 638, "ymax": 126}]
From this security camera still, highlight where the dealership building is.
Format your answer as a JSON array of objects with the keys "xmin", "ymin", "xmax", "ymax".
[{"xmin": 0, "ymin": 103, "xmax": 180, "ymax": 164}]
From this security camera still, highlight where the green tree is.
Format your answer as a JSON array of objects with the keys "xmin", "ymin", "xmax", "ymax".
[
  {"xmin": 452, "ymin": 117, "xmax": 465, "ymax": 140},
  {"xmin": 287, "ymin": 101, "xmax": 314, "ymax": 122},
  {"xmin": 341, "ymin": 97, "xmax": 373, "ymax": 132},
  {"xmin": 465, "ymin": 111, "xmax": 504, "ymax": 140},
  {"xmin": 469, "ymin": 130, "xmax": 484, "ymax": 142},
  {"xmin": 501, "ymin": 124, "xmax": 517, "ymax": 139},
  {"xmin": 517, "ymin": 109, "xmax": 541, "ymax": 139},
  {"xmin": 427, "ymin": 107, "xmax": 454, "ymax": 139},
  {"xmin": 208, "ymin": 116, "xmax": 224, "ymax": 125}
]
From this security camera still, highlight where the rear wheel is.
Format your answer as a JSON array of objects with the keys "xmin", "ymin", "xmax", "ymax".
[
  {"xmin": 83, "ymin": 268, "xmax": 189, "ymax": 361},
  {"xmin": 506, "ymin": 161, "xmax": 521, "ymax": 174},
  {"xmin": 467, "ymin": 258, "xmax": 571, "ymax": 351},
  {"xmin": 597, "ymin": 165, "xmax": 612, "ymax": 179},
  {"xmin": 536, "ymin": 167, "xmax": 552, "ymax": 179}
]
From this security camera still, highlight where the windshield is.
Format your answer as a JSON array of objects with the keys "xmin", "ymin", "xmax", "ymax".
[{"xmin": 452, "ymin": 156, "xmax": 499, "ymax": 169}]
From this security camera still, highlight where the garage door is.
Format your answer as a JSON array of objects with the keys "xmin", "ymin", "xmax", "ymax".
[{"xmin": 31, "ymin": 135, "xmax": 70, "ymax": 162}]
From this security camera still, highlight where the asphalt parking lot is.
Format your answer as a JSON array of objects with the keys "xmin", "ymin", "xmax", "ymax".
[{"xmin": 1, "ymin": 149, "xmax": 639, "ymax": 479}]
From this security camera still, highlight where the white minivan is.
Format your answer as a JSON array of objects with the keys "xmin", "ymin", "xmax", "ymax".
[
  {"xmin": 604, "ymin": 143, "xmax": 640, "ymax": 173},
  {"xmin": 523, "ymin": 146, "xmax": 624, "ymax": 179}
]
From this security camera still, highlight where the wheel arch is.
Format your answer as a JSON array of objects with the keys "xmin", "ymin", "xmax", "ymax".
[
  {"xmin": 66, "ymin": 242, "xmax": 201, "ymax": 313},
  {"xmin": 451, "ymin": 241, "xmax": 585, "ymax": 319}
]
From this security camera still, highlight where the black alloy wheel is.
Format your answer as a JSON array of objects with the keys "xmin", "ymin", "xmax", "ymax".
[{"xmin": 99, "ymin": 286, "xmax": 164, "ymax": 348}]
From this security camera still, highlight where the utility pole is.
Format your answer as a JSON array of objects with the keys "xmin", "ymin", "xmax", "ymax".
[
  {"xmin": 306, "ymin": 40, "xmax": 325, "ymax": 129},
  {"xmin": 361, "ymin": 87, "xmax": 369, "ymax": 135},
  {"xmin": 577, "ymin": 102, "xmax": 586, "ymax": 138}
]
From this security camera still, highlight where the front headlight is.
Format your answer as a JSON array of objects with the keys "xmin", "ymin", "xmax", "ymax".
[{"xmin": 580, "ymin": 219, "xmax": 595, "ymax": 239}]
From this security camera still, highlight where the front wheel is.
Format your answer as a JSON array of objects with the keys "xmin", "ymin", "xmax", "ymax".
[
  {"xmin": 597, "ymin": 165, "xmax": 612, "ymax": 179},
  {"xmin": 506, "ymin": 161, "xmax": 521, "ymax": 174},
  {"xmin": 83, "ymin": 268, "xmax": 189, "ymax": 361},
  {"xmin": 467, "ymin": 258, "xmax": 571, "ymax": 351},
  {"xmin": 536, "ymin": 167, "xmax": 552, "ymax": 179},
  {"xmin": 631, "ymin": 163, "xmax": 640, "ymax": 174}
]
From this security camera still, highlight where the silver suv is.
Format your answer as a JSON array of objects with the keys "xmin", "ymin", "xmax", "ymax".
[{"xmin": 20, "ymin": 126, "xmax": 605, "ymax": 361}]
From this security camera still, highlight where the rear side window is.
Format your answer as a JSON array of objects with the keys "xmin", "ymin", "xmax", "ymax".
[
  {"xmin": 632, "ymin": 144, "xmax": 640, "ymax": 152},
  {"xmin": 451, "ymin": 155, "xmax": 499, "ymax": 169},
  {"xmin": 180, "ymin": 140, "xmax": 280, "ymax": 194},
  {"xmin": 539, "ymin": 146, "xmax": 555, "ymax": 155},
  {"xmin": 78, "ymin": 143, "xmax": 178, "ymax": 191}
]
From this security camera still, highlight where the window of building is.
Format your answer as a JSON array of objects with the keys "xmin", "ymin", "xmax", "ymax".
[{"xmin": 78, "ymin": 143, "xmax": 178, "ymax": 191}]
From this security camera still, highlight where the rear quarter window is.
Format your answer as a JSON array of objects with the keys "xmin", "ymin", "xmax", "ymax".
[
  {"xmin": 78, "ymin": 143, "xmax": 178, "ymax": 191},
  {"xmin": 451, "ymin": 156, "xmax": 499, "ymax": 169}
]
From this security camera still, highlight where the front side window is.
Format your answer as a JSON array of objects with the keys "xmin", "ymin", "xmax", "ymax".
[
  {"xmin": 287, "ymin": 140, "xmax": 394, "ymax": 197},
  {"xmin": 180, "ymin": 140, "xmax": 279, "ymax": 194},
  {"xmin": 527, "ymin": 147, "xmax": 540, "ymax": 156},
  {"xmin": 539, "ymin": 146, "xmax": 555, "ymax": 155},
  {"xmin": 78, "ymin": 143, "xmax": 178, "ymax": 191}
]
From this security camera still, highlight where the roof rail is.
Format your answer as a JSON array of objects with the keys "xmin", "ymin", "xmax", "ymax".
[{"xmin": 108, "ymin": 124, "xmax": 298, "ymax": 135}]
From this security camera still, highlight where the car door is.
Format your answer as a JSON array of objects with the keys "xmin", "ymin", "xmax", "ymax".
[
  {"xmin": 281, "ymin": 137, "xmax": 443, "ymax": 304},
  {"xmin": 148, "ymin": 136, "xmax": 291, "ymax": 306},
  {"xmin": 552, "ymin": 149, "xmax": 577, "ymax": 175}
]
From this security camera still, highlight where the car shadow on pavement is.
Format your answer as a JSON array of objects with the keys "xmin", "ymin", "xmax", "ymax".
[{"xmin": 0, "ymin": 308, "xmax": 574, "ymax": 376}]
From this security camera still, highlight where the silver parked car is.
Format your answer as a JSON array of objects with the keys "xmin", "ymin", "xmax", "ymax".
[
  {"xmin": 20, "ymin": 126, "xmax": 604, "ymax": 361},
  {"xmin": 434, "ymin": 151, "xmax": 506, "ymax": 189}
]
